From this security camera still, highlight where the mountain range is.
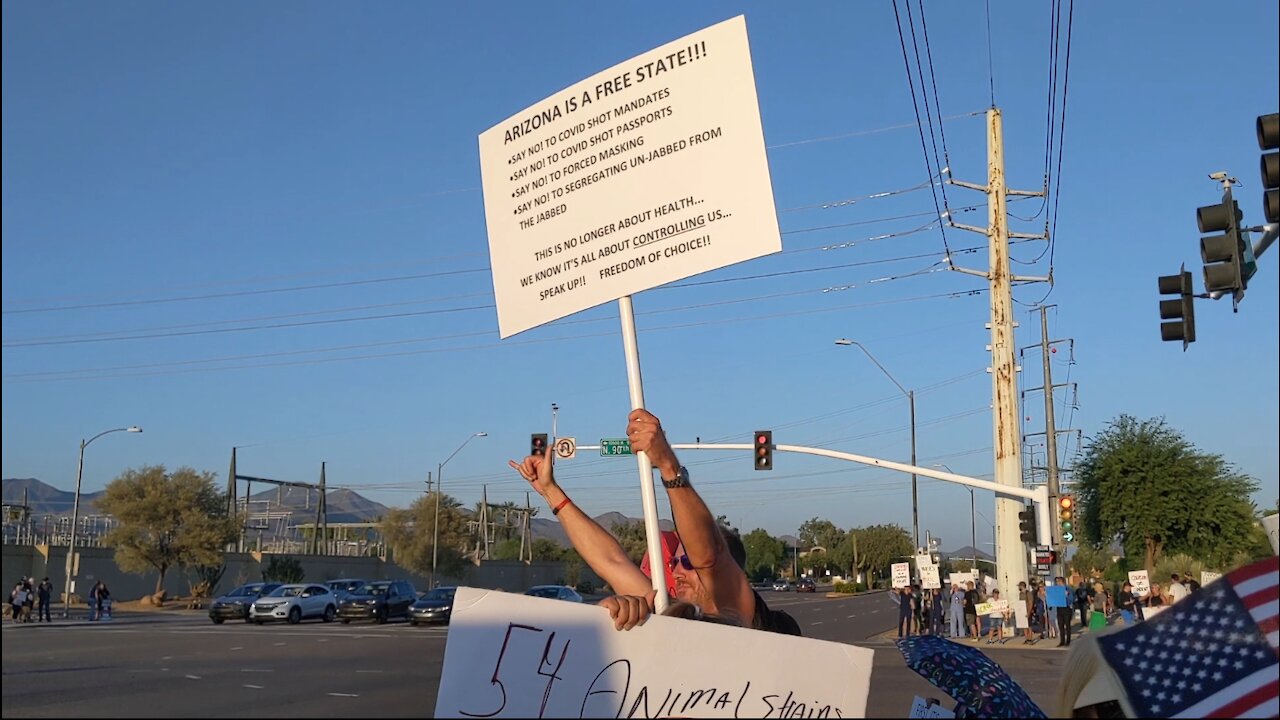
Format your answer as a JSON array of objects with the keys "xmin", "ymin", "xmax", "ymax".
[{"xmin": 2, "ymin": 478, "xmax": 674, "ymax": 547}]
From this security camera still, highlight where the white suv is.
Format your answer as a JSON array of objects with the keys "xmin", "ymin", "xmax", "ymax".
[{"xmin": 249, "ymin": 583, "xmax": 337, "ymax": 624}]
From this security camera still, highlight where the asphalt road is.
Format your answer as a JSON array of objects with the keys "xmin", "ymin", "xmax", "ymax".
[{"xmin": 1, "ymin": 591, "xmax": 1068, "ymax": 718}]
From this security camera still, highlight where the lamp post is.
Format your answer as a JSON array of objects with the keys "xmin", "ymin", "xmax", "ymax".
[
  {"xmin": 430, "ymin": 431, "xmax": 486, "ymax": 589},
  {"xmin": 63, "ymin": 426, "xmax": 142, "ymax": 618},
  {"xmin": 835, "ymin": 338, "xmax": 919, "ymax": 549}
]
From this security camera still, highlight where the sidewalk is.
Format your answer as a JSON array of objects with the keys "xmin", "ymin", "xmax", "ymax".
[{"xmin": 876, "ymin": 622, "xmax": 1102, "ymax": 650}]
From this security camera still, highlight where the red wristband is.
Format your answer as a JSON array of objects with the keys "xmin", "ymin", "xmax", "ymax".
[{"xmin": 552, "ymin": 497, "xmax": 572, "ymax": 515}]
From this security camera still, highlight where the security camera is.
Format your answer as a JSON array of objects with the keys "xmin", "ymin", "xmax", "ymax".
[{"xmin": 1209, "ymin": 171, "xmax": 1228, "ymax": 181}]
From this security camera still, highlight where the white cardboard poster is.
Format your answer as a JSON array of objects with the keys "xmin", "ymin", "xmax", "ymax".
[
  {"xmin": 920, "ymin": 564, "xmax": 941, "ymax": 590},
  {"xmin": 1013, "ymin": 602, "xmax": 1029, "ymax": 629},
  {"xmin": 436, "ymin": 587, "xmax": 873, "ymax": 718},
  {"xmin": 1127, "ymin": 570, "xmax": 1150, "ymax": 597},
  {"xmin": 892, "ymin": 562, "xmax": 912, "ymax": 589},
  {"xmin": 478, "ymin": 15, "xmax": 782, "ymax": 338},
  {"xmin": 1201, "ymin": 570, "xmax": 1222, "ymax": 587}
]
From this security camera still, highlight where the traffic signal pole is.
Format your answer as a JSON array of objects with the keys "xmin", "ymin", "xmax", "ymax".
[{"xmin": 1038, "ymin": 307, "xmax": 1064, "ymax": 577}]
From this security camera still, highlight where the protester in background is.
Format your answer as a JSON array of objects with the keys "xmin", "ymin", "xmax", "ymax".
[
  {"xmin": 1143, "ymin": 583, "xmax": 1166, "ymax": 610},
  {"xmin": 509, "ymin": 409, "xmax": 799, "ymax": 636},
  {"xmin": 894, "ymin": 585, "xmax": 915, "ymax": 637},
  {"xmin": 1116, "ymin": 582, "xmax": 1138, "ymax": 625},
  {"xmin": 1075, "ymin": 579, "xmax": 1094, "ymax": 629},
  {"xmin": 1166, "ymin": 573, "xmax": 1188, "ymax": 604},
  {"xmin": 1034, "ymin": 585, "xmax": 1049, "ymax": 642},
  {"xmin": 929, "ymin": 587, "xmax": 946, "ymax": 636},
  {"xmin": 10, "ymin": 581, "xmax": 28, "ymax": 623},
  {"xmin": 913, "ymin": 584, "xmax": 928, "ymax": 635},
  {"xmin": 964, "ymin": 581, "xmax": 981, "ymax": 640},
  {"xmin": 985, "ymin": 589, "xmax": 1009, "ymax": 644},
  {"xmin": 1052, "ymin": 576, "xmax": 1074, "ymax": 646},
  {"xmin": 948, "ymin": 583, "xmax": 966, "ymax": 637},
  {"xmin": 1089, "ymin": 580, "xmax": 1110, "ymax": 630},
  {"xmin": 35, "ymin": 577, "xmax": 52, "ymax": 623}
]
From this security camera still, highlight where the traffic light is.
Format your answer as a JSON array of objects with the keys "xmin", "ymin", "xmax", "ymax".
[
  {"xmin": 753, "ymin": 430, "xmax": 773, "ymax": 471},
  {"xmin": 1059, "ymin": 495, "xmax": 1075, "ymax": 543},
  {"xmin": 1018, "ymin": 507, "xmax": 1037, "ymax": 544},
  {"xmin": 1260, "ymin": 113, "xmax": 1279, "ymax": 223},
  {"xmin": 530, "ymin": 433, "xmax": 548, "ymax": 457},
  {"xmin": 1158, "ymin": 268, "xmax": 1196, "ymax": 349},
  {"xmin": 1198, "ymin": 187, "xmax": 1248, "ymax": 294}
]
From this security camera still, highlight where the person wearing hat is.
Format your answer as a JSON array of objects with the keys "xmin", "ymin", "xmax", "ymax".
[{"xmin": 509, "ymin": 408, "xmax": 799, "ymax": 636}]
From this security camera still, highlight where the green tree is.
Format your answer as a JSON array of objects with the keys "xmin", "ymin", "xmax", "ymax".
[
  {"xmin": 530, "ymin": 538, "xmax": 565, "ymax": 561},
  {"xmin": 379, "ymin": 491, "xmax": 469, "ymax": 579},
  {"xmin": 98, "ymin": 465, "xmax": 239, "ymax": 594},
  {"xmin": 1068, "ymin": 544, "xmax": 1116, "ymax": 578},
  {"xmin": 797, "ymin": 517, "xmax": 844, "ymax": 551},
  {"xmin": 262, "ymin": 555, "xmax": 305, "ymax": 583},
  {"xmin": 606, "ymin": 519, "xmax": 649, "ymax": 564},
  {"xmin": 489, "ymin": 538, "xmax": 523, "ymax": 561},
  {"xmin": 1076, "ymin": 415, "xmax": 1261, "ymax": 571},
  {"xmin": 742, "ymin": 528, "xmax": 787, "ymax": 581},
  {"xmin": 847, "ymin": 524, "xmax": 912, "ymax": 585}
]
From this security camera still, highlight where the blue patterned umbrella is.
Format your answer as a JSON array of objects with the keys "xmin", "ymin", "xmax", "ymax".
[{"xmin": 895, "ymin": 635, "xmax": 1046, "ymax": 718}]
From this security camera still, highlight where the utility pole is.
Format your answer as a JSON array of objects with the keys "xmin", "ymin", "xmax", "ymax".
[
  {"xmin": 1021, "ymin": 306, "xmax": 1077, "ymax": 578},
  {"xmin": 947, "ymin": 107, "xmax": 1049, "ymax": 600}
]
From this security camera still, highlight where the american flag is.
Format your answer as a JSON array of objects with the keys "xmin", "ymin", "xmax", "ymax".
[{"xmin": 1096, "ymin": 558, "xmax": 1279, "ymax": 718}]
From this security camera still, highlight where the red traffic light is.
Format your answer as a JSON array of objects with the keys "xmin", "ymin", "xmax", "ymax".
[{"xmin": 753, "ymin": 430, "xmax": 773, "ymax": 471}]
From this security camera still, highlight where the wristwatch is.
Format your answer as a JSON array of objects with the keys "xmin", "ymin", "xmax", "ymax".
[{"xmin": 661, "ymin": 466, "xmax": 690, "ymax": 489}]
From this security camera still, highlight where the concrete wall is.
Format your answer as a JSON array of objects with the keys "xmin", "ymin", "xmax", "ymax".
[{"xmin": 1, "ymin": 544, "xmax": 600, "ymax": 603}]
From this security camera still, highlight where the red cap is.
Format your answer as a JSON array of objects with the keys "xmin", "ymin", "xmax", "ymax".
[{"xmin": 639, "ymin": 530, "xmax": 681, "ymax": 598}]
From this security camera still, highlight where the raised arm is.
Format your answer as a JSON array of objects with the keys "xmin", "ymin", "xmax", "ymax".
[
  {"xmin": 627, "ymin": 409, "xmax": 754, "ymax": 620},
  {"xmin": 508, "ymin": 448, "xmax": 651, "ymax": 597}
]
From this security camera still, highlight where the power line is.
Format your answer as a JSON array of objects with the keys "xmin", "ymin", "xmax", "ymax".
[
  {"xmin": 984, "ymin": 0, "xmax": 996, "ymax": 107},
  {"xmin": 3, "ymin": 288, "xmax": 991, "ymax": 383},
  {"xmin": 890, "ymin": 0, "xmax": 954, "ymax": 263}
]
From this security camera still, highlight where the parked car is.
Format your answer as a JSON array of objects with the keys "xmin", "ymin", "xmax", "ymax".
[
  {"xmin": 409, "ymin": 586, "xmax": 458, "ymax": 626},
  {"xmin": 249, "ymin": 583, "xmax": 337, "ymax": 624},
  {"xmin": 325, "ymin": 578, "xmax": 367, "ymax": 600},
  {"xmin": 208, "ymin": 582, "xmax": 281, "ymax": 624},
  {"xmin": 772, "ymin": 579, "xmax": 795, "ymax": 592},
  {"xmin": 337, "ymin": 580, "xmax": 417, "ymax": 624},
  {"xmin": 796, "ymin": 578, "xmax": 817, "ymax": 593},
  {"xmin": 524, "ymin": 585, "xmax": 585, "ymax": 602}
]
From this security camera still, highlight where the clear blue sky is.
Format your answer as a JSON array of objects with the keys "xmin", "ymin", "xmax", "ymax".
[{"xmin": 3, "ymin": 1, "xmax": 1277, "ymax": 551}]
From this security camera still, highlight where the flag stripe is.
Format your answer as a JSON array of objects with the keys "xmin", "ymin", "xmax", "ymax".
[
  {"xmin": 1228, "ymin": 564, "xmax": 1276, "ymax": 589},
  {"xmin": 1212, "ymin": 678, "xmax": 1279, "ymax": 718},
  {"xmin": 1174, "ymin": 666, "xmax": 1277, "ymax": 718},
  {"xmin": 1250, "ymin": 600, "xmax": 1279, "ymax": 625},
  {"xmin": 1257, "ymin": 614, "xmax": 1279, "ymax": 638},
  {"xmin": 1237, "ymin": 694, "xmax": 1280, "ymax": 719}
]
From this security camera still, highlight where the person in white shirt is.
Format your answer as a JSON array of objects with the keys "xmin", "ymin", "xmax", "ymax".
[{"xmin": 1166, "ymin": 573, "xmax": 1189, "ymax": 603}]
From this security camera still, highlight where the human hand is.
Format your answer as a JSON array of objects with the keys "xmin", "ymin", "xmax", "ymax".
[
  {"xmin": 599, "ymin": 590, "xmax": 656, "ymax": 631},
  {"xmin": 507, "ymin": 445, "xmax": 556, "ymax": 498},
  {"xmin": 626, "ymin": 409, "xmax": 679, "ymax": 479}
]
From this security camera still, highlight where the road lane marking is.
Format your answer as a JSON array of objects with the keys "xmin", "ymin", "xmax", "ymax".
[
  {"xmin": 229, "ymin": 646, "xmax": 244, "ymax": 651},
  {"xmin": 847, "ymin": 615, "xmax": 857, "ymax": 618},
  {"xmin": 243, "ymin": 684, "xmax": 264, "ymax": 689},
  {"xmin": 273, "ymin": 642, "xmax": 286, "ymax": 646},
  {"xmin": 355, "ymin": 669, "xmax": 383, "ymax": 673},
  {"xmin": 241, "ymin": 669, "xmax": 274, "ymax": 673},
  {"xmin": 185, "ymin": 675, "xmax": 202, "ymax": 680},
  {"xmin": 810, "ymin": 621, "xmax": 824, "ymax": 625},
  {"xmin": 328, "ymin": 693, "xmax": 359, "ymax": 698}
]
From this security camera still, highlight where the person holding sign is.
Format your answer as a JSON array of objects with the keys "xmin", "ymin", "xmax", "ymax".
[{"xmin": 508, "ymin": 409, "xmax": 799, "ymax": 635}]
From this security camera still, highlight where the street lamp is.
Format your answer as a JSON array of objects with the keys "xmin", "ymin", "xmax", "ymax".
[
  {"xmin": 430, "ymin": 431, "xmax": 486, "ymax": 589},
  {"xmin": 63, "ymin": 426, "xmax": 142, "ymax": 618},
  {"xmin": 835, "ymin": 338, "xmax": 919, "ymax": 548}
]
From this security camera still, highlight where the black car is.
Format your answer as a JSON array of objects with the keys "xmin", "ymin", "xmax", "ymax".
[
  {"xmin": 208, "ymin": 582, "xmax": 282, "ymax": 624},
  {"xmin": 409, "ymin": 586, "xmax": 457, "ymax": 626},
  {"xmin": 336, "ymin": 580, "xmax": 416, "ymax": 624}
]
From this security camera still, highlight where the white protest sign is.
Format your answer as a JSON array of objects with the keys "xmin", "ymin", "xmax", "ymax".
[
  {"xmin": 436, "ymin": 587, "xmax": 873, "ymax": 718},
  {"xmin": 479, "ymin": 16, "xmax": 781, "ymax": 338},
  {"xmin": 909, "ymin": 697, "xmax": 931, "ymax": 718},
  {"xmin": 947, "ymin": 573, "xmax": 970, "ymax": 589},
  {"xmin": 920, "ymin": 565, "xmax": 941, "ymax": 590},
  {"xmin": 1143, "ymin": 605, "xmax": 1169, "ymax": 620},
  {"xmin": 1201, "ymin": 570, "xmax": 1222, "ymax": 587},
  {"xmin": 1013, "ymin": 602, "xmax": 1029, "ymax": 629},
  {"xmin": 915, "ymin": 553, "xmax": 934, "ymax": 569},
  {"xmin": 892, "ymin": 562, "xmax": 912, "ymax": 589},
  {"xmin": 1127, "ymin": 570, "xmax": 1150, "ymax": 597}
]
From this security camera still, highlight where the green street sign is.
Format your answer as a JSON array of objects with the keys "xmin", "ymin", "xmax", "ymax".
[{"xmin": 600, "ymin": 438, "xmax": 633, "ymax": 456}]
